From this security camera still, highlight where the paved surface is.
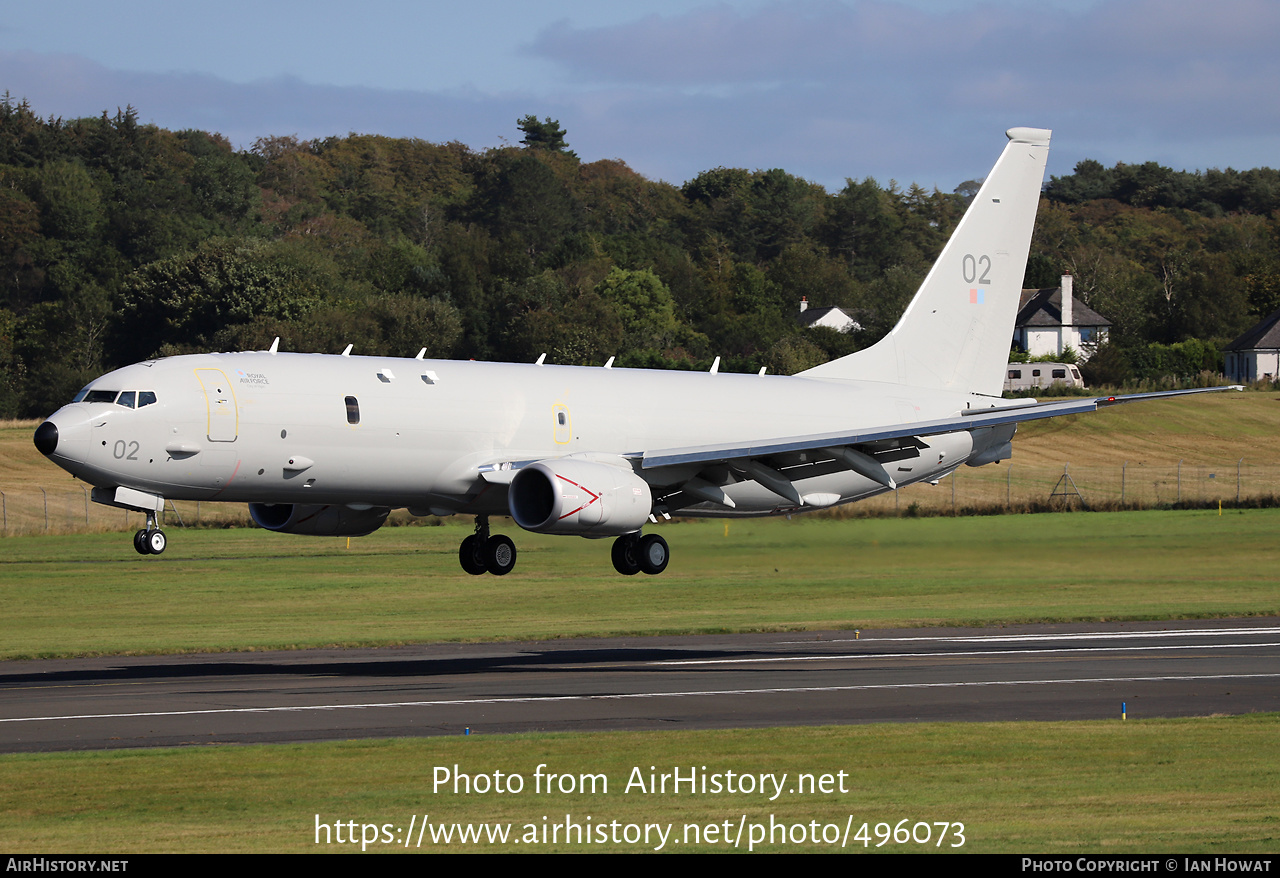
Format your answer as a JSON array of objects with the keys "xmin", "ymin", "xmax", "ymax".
[{"xmin": 1, "ymin": 618, "xmax": 1277, "ymax": 751}]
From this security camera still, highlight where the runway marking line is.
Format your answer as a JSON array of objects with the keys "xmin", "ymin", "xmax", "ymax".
[
  {"xmin": 651, "ymin": 640, "xmax": 1280, "ymax": 666},
  {"xmin": 3, "ymin": 672, "xmax": 1278, "ymax": 725},
  {"xmin": 779, "ymin": 626, "xmax": 1280, "ymax": 646}
]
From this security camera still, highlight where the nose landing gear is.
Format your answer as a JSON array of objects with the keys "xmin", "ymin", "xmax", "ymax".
[{"xmin": 132, "ymin": 512, "xmax": 166, "ymax": 555}]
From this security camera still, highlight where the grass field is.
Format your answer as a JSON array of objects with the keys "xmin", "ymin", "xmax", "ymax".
[
  {"xmin": 1, "ymin": 717, "xmax": 1276, "ymax": 852},
  {"xmin": 0, "ymin": 509, "xmax": 1275, "ymax": 852},
  {"xmin": 1, "ymin": 510, "xmax": 1277, "ymax": 659}
]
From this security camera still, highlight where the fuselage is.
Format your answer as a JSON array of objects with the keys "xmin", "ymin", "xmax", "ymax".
[{"xmin": 37, "ymin": 350, "xmax": 992, "ymax": 518}]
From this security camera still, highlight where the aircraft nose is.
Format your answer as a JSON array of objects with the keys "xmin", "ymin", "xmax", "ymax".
[{"xmin": 34, "ymin": 421, "xmax": 58, "ymax": 456}]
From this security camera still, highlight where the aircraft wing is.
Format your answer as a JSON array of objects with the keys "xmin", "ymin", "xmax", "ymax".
[
  {"xmin": 640, "ymin": 385, "xmax": 1241, "ymax": 472},
  {"xmin": 479, "ymin": 385, "xmax": 1239, "ymax": 514}
]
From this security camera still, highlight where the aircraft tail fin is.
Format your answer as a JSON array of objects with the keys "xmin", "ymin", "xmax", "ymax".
[{"xmin": 799, "ymin": 127, "xmax": 1051, "ymax": 397}]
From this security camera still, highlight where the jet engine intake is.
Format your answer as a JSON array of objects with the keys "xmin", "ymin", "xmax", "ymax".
[
  {"xmin": 509, "ymin": 458, "xmax": 652, "ymax": 535},
  {"xmin": 248, "ymin": 503, "xmax": 390, "ymax": 536}
]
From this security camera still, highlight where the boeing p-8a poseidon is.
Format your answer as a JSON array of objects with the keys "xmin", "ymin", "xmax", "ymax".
[{"xmin": 32, "ymin": 128, "xmax": 1232, "ymax": 575}]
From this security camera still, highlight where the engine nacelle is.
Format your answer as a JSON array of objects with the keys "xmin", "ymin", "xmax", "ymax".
[
  {"xmin": 966, "ymin": 423, "xmax": 1017, "ymax": 467},
  {"xmin": 509, "ymin": 458, "xmax": 652, "ymax": 536},
  {"xmin": 248, "ymin": 503, "xmax": 390, "ymax": 536}
]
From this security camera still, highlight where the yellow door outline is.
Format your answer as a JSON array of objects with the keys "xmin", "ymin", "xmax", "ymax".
[
  {"xmin": 553, "ymin": 403, "xmax": 571, "ymax": 444},
  {"xmin": 195, "ymin": 368, "xmax": 239, "ymax": 442}
]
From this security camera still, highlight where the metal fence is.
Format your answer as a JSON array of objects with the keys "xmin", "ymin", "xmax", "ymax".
[
  {"xmin": 0, "ymin": 488, "xmax": 249, "ymax": 535},
  {"xmin": 3, "ymin": 459, "xmax": 1277, "ymax": 534},
  {"xmin": 850, "ymin": 459, "xmax": 1279, "ymax": 516}
]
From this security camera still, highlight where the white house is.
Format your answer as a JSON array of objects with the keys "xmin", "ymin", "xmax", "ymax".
[
  {"xmin": 1224, "ymin": 308, "xmax": 1280, "ymax": 383},
  {"xmin": 1013, "ymin": 273, "xmax": 1110, "ymax": 362},
  {"xmin": 798, "ymin": 297, "xmax": 860, "ymax": 333}
]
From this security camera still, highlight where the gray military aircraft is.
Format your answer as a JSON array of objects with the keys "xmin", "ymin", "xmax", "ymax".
[{"xmin": 32, "ymin": 127, "xmax": 1234, "ymax": 575}]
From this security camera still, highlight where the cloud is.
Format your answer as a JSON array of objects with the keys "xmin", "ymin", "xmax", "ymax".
[
  {"xmin": 531, "ymin": 1, "xmax": 995, "ymax": 88},
  {"xmin": 3, "ymin": 0, "xmax": 1279, "ymax": 192},
  {"xmin": 0, "ymin": 49, "xmax": 529, "ymax": 152},
  {"xmin": 529, "ymin": 0, "xmax": 1280, "ymax": 178}
]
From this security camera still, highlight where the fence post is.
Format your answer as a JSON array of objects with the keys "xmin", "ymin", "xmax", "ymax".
[
  {"xmin": 1122, "ymin": 461, "xmax": 1127, "ymax": 505},
  {"xmin": 1237, "ymin": 458, "xmax": 1243, "ymax": 504},
  {"xmin": 951, "ymin": 470, "xmax": 956, "ymax": 514},
  {"xmin": 82, "ymin": 486, "xmax": 89, "ymax": 526},
  {"xmin": 1007, "ymin": 464, "xmax": 1012, "ymax": 508},
  {"xmin": 40, "ymin": 488, "xmax": 47, "ymax": 531},
  {"xmin": 1177, "ymin": 459, "xmax": 1183, "ymax": 504}
]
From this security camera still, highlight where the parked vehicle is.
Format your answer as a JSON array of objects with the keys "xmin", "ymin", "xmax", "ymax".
[{"xmin": 1004, "ymin": 363, "xmax": 1083, "ymax": 392}]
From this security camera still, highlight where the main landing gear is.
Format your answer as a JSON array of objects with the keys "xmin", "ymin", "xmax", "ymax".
[
  {"xmin": 459, "ymin": 515, "xmax": 517, "ymax": 576},
  {"xmin": 132, "ymin": 511, "xmax": 166, "ymax": 556},
  {"xmin": 456, "ymin": 518, "xmax": 671, "ymax": 576},
  {"xmin": 611, "ymin": 532, "xmax": 669, "ymax": 576}
]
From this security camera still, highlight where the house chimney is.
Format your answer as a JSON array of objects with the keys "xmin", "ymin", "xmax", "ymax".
[
  {"xmin": 1061, "ymin": 272, "xmax": 1073, "ymax": 329},
  {"xmin": 1060, "ymin": 272, "xmax": 1073, "ymax": 356},
  {"xmin": 799, "ymin": 296, "xmax": 808, "ymax": 313}
]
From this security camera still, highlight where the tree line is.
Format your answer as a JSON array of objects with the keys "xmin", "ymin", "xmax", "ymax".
[{"xmin": 1, "ymin": 95, "xmax": 1276, "ymax": 417}]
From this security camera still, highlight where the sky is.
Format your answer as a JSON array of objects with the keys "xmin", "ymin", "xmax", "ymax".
[{"xmin": 2, "ymin": 0, "xmax": 1277, "ymax": 192}]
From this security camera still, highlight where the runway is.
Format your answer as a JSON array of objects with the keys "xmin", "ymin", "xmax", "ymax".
[{"xmin": 1, "ymin": 618, "xmax": 1277, "ymax": 752}]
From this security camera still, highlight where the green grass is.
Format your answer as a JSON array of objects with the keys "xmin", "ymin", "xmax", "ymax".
[
  {"xmin": 3, "ymin": 509, "xmax": 1277, "ymax": 853},
  {"xmin": 1, "ymin": 717, "xmax": 1276, "ymax": 852},
  {"xmin": 1, "ymin": 509, "xmax": 1278, "ymax": 659}
]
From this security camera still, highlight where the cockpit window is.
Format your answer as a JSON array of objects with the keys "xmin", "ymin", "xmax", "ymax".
[
  {"xmin": 73, "ymin": 389, "xmax": 158, "ymax": 407},
  {"xmin": 82, "ymin": 389, "xmax": 119, "ymax": 404}
]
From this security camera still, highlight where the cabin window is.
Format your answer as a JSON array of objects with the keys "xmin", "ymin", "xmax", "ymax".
[
  {"xmin": 117, "ymin": 391, "xmax": 136, "ymax": 409},
  {"xmin": 345, "ymin": 395, "xmax": 360, "ymax": 425},
  {"xmin": 1008, "ymin": 370, "xmax": 1021, "ymax": 379},
  {"xmin": 1032, "ymin": 369, "xmax": 1041, "ymax": 377},
  {"xmin": 1052, "ymin": 369, "xmax": 1066, "ymax": 379},
  {"xmin": 557, "ymin": 412, "xmax": 566, "ymax": 425},
  {"xmin": 138, "ymin": 391, "xmax": 157, "ymax": 407}
]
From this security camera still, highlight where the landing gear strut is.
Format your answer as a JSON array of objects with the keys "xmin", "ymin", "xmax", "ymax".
[
  {"xmin": 458, "ymin": 515, "xmax": 517, "ymax": 576},
  {"xmin": 132, "ymin": 511, "xmax": 166, "ymax": 556},
  {"xmin": 611, "ymin": 533, "xmax": 669, "ymax": 576}
]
